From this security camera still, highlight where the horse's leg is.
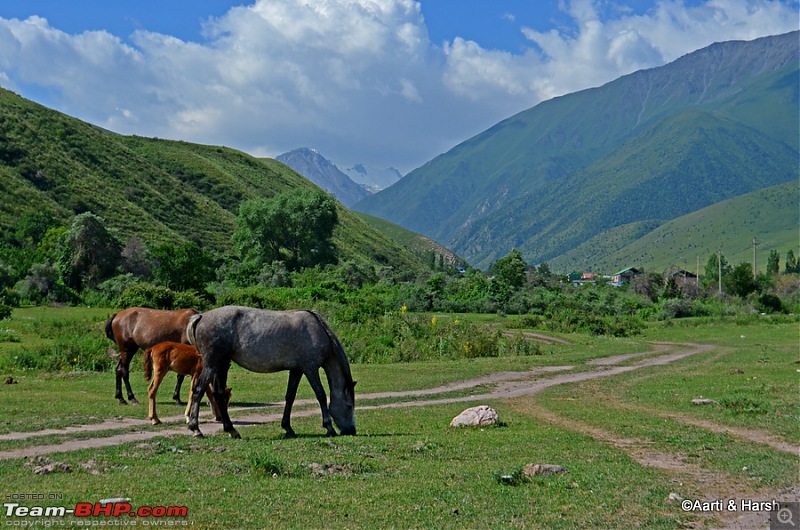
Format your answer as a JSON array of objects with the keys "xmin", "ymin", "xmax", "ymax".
[
  {"xmin": 148, "ymin": 369, "xmax": 166, "ymax": 425},
  {"xmin": 115, "ymin": 346, "xmax": 138, "ymax": 405},
  {"xmin": 184, "ymin": 373, "xmax": 198, "ymax": 423},
  {"xmin": 205, "ymin": 383, "xmax": 221, "ymax": 421},
  {"xmin": 114, "ymin": 353, "xmax": 125, "ymax": 404},
  {"xmin": 281, "ymin": 369, "xmax": 303, "ymax": 439},
  {"xmin": 187, "ymin": 366, "xmax": 212, "ymax": 438},
  {"xmin": 172, "ymin": 374, "xmax": 186, "ymax": 405},
  {"xmin": 304, "ymin": 369, "xmax": 336, "ymax": 437},
  {"xmin": 122, "ymin": 346, "xmax": 139, "ymax": 405},
  {"xmin": 210, "ymin": 363, "xmax": 239, "ymax": 439}
]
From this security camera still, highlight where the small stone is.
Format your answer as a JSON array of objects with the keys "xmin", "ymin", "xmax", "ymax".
[
  {"xmin": 522, "ymin": 463, "xmax": 568, "ymax": 477},
  {"xmin": 691, "ymin": 398, "xmax": 718, "ymax": 406},
  {"xmin": 450, "ymin": 406, "xmax": 499, "ymax": 427},
  {"xmin": 666, "ymin": 492, "xmax": 683, "ymax": 502}
]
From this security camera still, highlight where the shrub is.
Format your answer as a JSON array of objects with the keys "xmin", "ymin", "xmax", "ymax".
[
  {"xmin": 15, "ymin": 264, "xmax": 79, "ymax": 305},
  {"xmin": 756, "ymin": 293, "xmax": 784, "ymax": 314},
  {"xmin": 0, "ymin": 335, "xmax": 113, "ymax": 372}
]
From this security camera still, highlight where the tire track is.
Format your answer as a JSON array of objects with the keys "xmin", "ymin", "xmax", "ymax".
[{"xmin": 1, "ymin": 340, "xmax": 789, "ymax": 461}]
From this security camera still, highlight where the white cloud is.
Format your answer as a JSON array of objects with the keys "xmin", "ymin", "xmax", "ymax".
[
  {"xmin": 0, "ymin": 1, "xmax": 796, "ymax": 174},
  {"xmin": 516, "ymin": 0, "xmax": 798, "ymax": 99}
]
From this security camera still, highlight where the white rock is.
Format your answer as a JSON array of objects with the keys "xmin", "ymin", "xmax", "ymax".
[{"xmin": 450, "ymin": 405, "xmax": 499, "ymax": 427}]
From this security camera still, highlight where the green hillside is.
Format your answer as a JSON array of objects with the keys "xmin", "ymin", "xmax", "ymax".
[
  {"xmin": 355, "ymin": 31, "xmax": 799, "ymax": 270},
  {"xmin": 454, "ymin": 109, "xmax": 798, "ymax": 268},
  {"xmin": 0, "ymin": 87, "xmax": 426, "ymax": 272},
  {"xmin": 354, "ymin": 212, "xmax": 467, "ymax": 269},
  {"xmin": 552, "ymin": 180, "xmax": 800, "ymax": 274}
]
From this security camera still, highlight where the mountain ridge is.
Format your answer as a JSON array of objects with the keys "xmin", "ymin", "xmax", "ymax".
[
  {"xmin": 354, "ymin": 31, "xmax": 799, "ymax": 270},
  {"xmin": 275, "ymin": 147, "xmax": 371, "ymax": 208}
]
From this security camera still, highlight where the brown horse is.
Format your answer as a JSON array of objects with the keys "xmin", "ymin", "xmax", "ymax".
[
  {"xmin": 105, "ymin": 307, "xmax": 198, "ymax": 405},
  {"xmin": 143, "ymin": 342, "xmax": 231, "ymax": 425}
]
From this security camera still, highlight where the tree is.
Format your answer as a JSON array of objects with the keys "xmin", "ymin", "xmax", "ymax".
[
  {"xmin": 12, "ymin": 211, "xmax": 59, "ymax": 249},
  {"xmin": 785, "ymin": 250, "xmax": 800, "ymax": 274},
  {"xmin": 150, "ymin": 241, "xmax": 216, "ymax": 291},
  {"xmin": 121, "ymin": 237, "xmax": 151, "ymax": 277},
  {"xmin": 726, "ymin": 263, "xmax": 758, "ymax": 297},
  {"xmin": 766, "ymin": 249, "xmax": 780, "ymax": 277},
  {"xmin": 703, "ymin": 253, "xmax": 731, "ymax": 290},
  {"xmin": 491, "ymin": 249, "xmax": 527, "ymax": 289},
  {"xmin": 58, "ymin": 212, "xmax": 122, "ymax": 290},
  {"xmin": 233, "ymin": 189, "xmax": 338, "ymax": 272}
]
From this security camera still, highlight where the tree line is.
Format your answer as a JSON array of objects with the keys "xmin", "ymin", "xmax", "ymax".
[{"xmin": 1, "ymin": 191, "xmax": 798, "ymax": 332}]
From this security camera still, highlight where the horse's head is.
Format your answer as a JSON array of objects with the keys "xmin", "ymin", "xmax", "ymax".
[{"xmin": 329, "ymin": 380, "xmax": 356, "ymax": 435}]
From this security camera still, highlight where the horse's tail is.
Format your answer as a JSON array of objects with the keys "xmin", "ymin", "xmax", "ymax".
[
  {"xmin": 104, "ymin": 314, "xmax": 117, "ymax": 341},
  {"xmin": 308, "ymin": 311, "xmax": 354, "ymax": 386},
  {"xmin": 186, "ymin": 314, "xmax": 202, "ymax": 346},
  {"xmin": 143, "ymin": 347, "xmax": 153, "ymax": 381}
]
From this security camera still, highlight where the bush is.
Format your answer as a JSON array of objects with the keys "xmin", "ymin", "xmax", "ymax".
[
  {"xmin": 116, "ymin": 283, "xmax": 207, "ymax": 310},
  {"xmin": 15, "ymin": 264, "xmax": 79, "ymax": 305},
  {"xmin": 657, "ymin": 298, "xmax": 698, "ymax": 320},
  {"xmin": 756, "ymin": 293, "xmax": 784, "ymax": 314},
  {"xmin": 0, "ymin": 333, "xmax": 113, "ymax": 373},
  {"xmin": 338, "ymin": 312, "xmax": 539, "ymax": 363},
  {"xmin": 0, "ymin": 304, "xmax": 12, "ymax": 320}
]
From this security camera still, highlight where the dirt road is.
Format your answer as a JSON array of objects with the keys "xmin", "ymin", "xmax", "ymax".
[{"xmin": 2, "ymin": 340, "xmax": 796, "ymax": 529}]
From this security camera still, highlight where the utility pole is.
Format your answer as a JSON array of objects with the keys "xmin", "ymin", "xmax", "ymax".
[
  {"xmin": 696, "ymin": 255, "xmax": 700, "ymax": 287},
  {"xmin": 752, "ymin": 237, "xmax": 758, "ymax": 280},
  {"xmin": 718, "ymin": 249, "xmax": 723, "ymax": 294}
]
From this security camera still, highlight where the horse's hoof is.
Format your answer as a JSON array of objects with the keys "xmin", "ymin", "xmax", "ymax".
[
  {"xmin": 229, "ymin": 431, "xmax": 241, "ymax": 439},
  {"xmin": 185, "ymin": 416, "xmax": 191, "ymax": 424},
  {"xmin": 191, "ymin": 430, "xmax": 204, "ymax": 439},
  {"xmin": 326, "ymin": 430, "xmax": 338, "ymax": 438},
  {"xmin": 284, "ymin": 431, "xmax": 297, "ymax": 439},
  {"xmin": 151, "ymin": 419, "xmax": 161, "ymax": 426},
  {"xmin": 129, "ymin": 399, "xmax": 140, "ymax": 406},
  {"xmin": 174, "ymin": 400, "xmax": 185, "ymax": 406},
  {"xmin": 118, "ymin": 400, "xmax": 128, "ymax": 406}
]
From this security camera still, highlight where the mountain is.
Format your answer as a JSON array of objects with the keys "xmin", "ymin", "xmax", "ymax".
[
  {"xmin": 355, "ymin": 31, "xmax": 799, "ymax": 270},
  {"xmin": 344, "ymin": 164, "xmax": 402, "ymax": 192},
  {"xmin": 0, "ymin": 87, "xmax": 427, "ymax": 273},
  {"xmin": 552, "ymin": 179, "xmax": 800, "ymax": 274},
  {"xmin": 275, "ymin": 148, "xmax": 371, "ymax": 208},
  {"xmin": 354, "ymin": 212, "xmax": 468, "ymax": 270}
]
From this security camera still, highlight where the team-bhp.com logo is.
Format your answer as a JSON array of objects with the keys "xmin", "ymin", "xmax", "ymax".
[{"xmin": 4, "ymin": 500, "xmax": 189, "ymax": 525}]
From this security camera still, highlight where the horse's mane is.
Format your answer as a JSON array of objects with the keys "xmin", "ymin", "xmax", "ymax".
[{"xmin": 307, "ymin": 311, "xmax": 354, "ymax": 386}]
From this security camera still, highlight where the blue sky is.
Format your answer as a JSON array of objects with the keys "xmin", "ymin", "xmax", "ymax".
[{"xmin": 0, "ymin": 1, "xmax": 797, "ymax": 175}]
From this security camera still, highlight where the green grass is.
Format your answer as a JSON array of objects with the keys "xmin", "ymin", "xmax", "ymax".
[
  {"xmin": 0, "ymin": 307, "xmax": 797, "ymax": 528},
  {"xmin": 0, "ymin": 406, "xmax": 690, "ymax": 529}
]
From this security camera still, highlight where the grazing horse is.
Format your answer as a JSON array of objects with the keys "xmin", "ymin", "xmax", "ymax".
[
  {"xmin": 186, "ymin": 306, "xmax": 356, "ymax": 439},
  {"xmin": 105, "ymin": 307, "xmax": 198, "ymax": 405},
  {"xmin": 143, "ymin": 342, "xmax": 231, "ymax": 425}
]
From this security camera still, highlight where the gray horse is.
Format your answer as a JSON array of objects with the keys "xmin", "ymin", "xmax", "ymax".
[{"xmin": 186, "ymin": 306, "xmax": 356, "ymax": 439}]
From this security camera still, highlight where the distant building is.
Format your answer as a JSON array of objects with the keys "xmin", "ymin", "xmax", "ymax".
[
  {"xmin": 569, "ymin": 272, "xmax": 598, "ymax": 286},
  {"xmin": 610, "ymin": 267, "xmax": 641, "ymax": 286},
  {"xmin": 670, "ymin": 269, "xmax": 698, "ymax": 286}
]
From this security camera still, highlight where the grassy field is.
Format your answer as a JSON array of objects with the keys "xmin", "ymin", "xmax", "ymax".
[{"xmin": 0, "ymin": 307, "xmax": 797, "ymax": 529}]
